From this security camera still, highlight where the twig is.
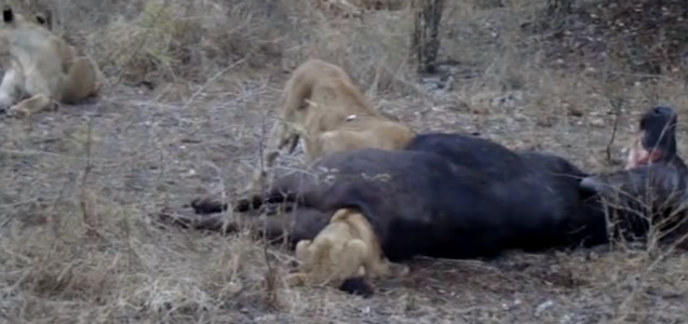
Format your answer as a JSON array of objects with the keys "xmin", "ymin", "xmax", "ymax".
[
  {"xmin": 606, "ymin": 97, "xmax": 623, "ymax": 164},
  {"xmin": 78, "ymin": 119, "xmax": 103, "ymax": 240},
  {"xmin": 258, "ymin": 108, "xmax": 271, "ymax": 194},
  {"xmin": 182, "ymin": 58, "xmax": 247, "ymax": 110},
  {"xmin": 257, "ymin": 110, "xmax": 281, "ymax": 308}
]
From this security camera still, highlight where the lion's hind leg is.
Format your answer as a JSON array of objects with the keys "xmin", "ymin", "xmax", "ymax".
[
  {"xmin": 245, "ymin": 120, "xmax": 297, "ymax": 195},
  {"xmin": 61, "ymin": 56, "xmax": 101, "ymax": 103}
]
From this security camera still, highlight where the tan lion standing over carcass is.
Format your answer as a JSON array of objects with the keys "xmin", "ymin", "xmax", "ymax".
[
  {"xmin": 0, "ymin": 7, "xmax": 103, "ymax": 117},
  {"xmin": 246, "ymin": 59, "xmax": 415, "ymax": 194}
]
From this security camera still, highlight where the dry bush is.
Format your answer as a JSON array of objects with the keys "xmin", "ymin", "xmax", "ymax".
[
  {"xmin": 599, "ymin": 187, "xmax": 688, "ymax": 252},
  {"xmin": 268, "ymin": 2, "xmax": 418, "ymax": 96},
  {"xmin": 91, "ymin": 0, "xmax": 287, "ymax": 85},
  {"xmin": 595, "ymin": 187, "xmax": 688, "ymax": 322}
]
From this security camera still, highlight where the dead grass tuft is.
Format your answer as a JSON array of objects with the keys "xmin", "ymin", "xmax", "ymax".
[{"xmin": 93, "ymin": 0, "xmax": 287, "ymax": 86}]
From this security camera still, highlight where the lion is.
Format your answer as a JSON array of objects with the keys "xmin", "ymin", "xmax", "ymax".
[
  {"xmin": 0, "ymin": 7, "xmax": 103, "ymax": 117},
  {"xmin": 285, "ymin": 208, "xmax": 403, "ymax": 295},
  {"xmin": 246, "ymin": 59, "xmax": 415, "ymax": 194}
]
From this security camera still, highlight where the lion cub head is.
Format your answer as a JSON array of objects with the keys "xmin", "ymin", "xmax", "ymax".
[
  {"xmin": 0, "ymin": 6, "xmax": 102, "ymax": 117},
  {"xmin": 285, "ymin": 208, "xmax": 401, "ymax": 295}
]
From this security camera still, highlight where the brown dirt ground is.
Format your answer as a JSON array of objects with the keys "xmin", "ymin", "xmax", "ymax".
[{"xmin": 2, "ymin": 1, "xmax": 688, "ymax": 322}]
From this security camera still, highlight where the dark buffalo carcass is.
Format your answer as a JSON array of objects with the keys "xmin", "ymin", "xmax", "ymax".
[{"xmin": 224, "ymin": 133, "xmax": 606, "ymax": 261}]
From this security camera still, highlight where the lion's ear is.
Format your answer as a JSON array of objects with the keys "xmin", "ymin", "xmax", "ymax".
[
  {"xmin": 3, "ymin": 7, "xmax": 13, "ymax": 23},
  {"xmin": 35, "ymin": 13, "xmax": 53, "ymax": 30},
  {"xmin": 35, "ymin": 14, "xmax": 46, "ymax": 25}
]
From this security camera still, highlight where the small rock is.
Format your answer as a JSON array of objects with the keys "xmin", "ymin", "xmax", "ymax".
[
  {"xmin": 560, "ymin": 313, "xmax": 572, "ymax": 324},
  {"xmin": 535, "ymin": 300, "xmax": 554, "ymax": 317},
  {"xmin": 567, "ymin": 107, "xmax": 584, "ymax": 117},
  {"xmin": 590, "ymin": 118, "xmax": 605, "ymax": 127},
  {"xmin": 537, "ymin": 116, "xmax": 555, "ymax": 127}
]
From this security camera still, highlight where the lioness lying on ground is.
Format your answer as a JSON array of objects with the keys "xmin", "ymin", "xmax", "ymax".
[
  {"xmin": 246, "ymin": 58, "xmax": 414, "ymax": 194},
  {"xmin": 0, "ymin": 7, "xmax": 103, "ymax": 117},
  {"xmin": 285, "ymin": 208, "xmax": 403, "ymax": 296}
]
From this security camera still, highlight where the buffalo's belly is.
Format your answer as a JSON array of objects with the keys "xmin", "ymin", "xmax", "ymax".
[{"xmin": 380, "ymin": 184, "xmax": 581, "ymax": 261}]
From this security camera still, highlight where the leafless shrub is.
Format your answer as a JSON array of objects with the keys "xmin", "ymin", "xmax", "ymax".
[{"xmin": 90, "ymin": 0, "xmax": 286, "ymax": 85}]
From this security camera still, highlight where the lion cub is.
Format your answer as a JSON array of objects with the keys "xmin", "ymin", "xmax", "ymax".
[
  {"xmin": 247, "ymin": 59, "xmax": 414, "ymax": 194},
  {"xmin": 285, "ymin": 208, "xmax": 399, "ymax": 294},
  {"xmin": 0, "ymin": 7, "xmax": 103, "ymax": 117}
]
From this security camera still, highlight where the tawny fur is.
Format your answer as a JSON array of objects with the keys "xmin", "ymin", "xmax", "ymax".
[
  {"xmin": 247, "ymin": 59, "xmax": 414, "ymax": 193},
  {"xmin": 0, "ymin": 8, "xmax": 103, "ymax": 117},
  {"xmin": 285, "ymin": 208, "xmax": 399, "ymax": 288}
]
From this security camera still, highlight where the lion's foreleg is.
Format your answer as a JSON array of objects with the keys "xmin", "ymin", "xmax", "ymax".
[
  {"xmin": 61, "ymin": 57, "xmax": 101, "ymax": 103},
  {"xmin": 247, "ymin": 120, "xmax": 298, "ymax": 194},
  {"xmin": 285, "ymin": 240, "xmax": 315, "ymax": 287},
  {"xmin": 7, "ymin": 94, "xmax": 56, "ymax": 118},
  {"xmin": 0, "ymin": 67, "xmax": 24, "ymax": 113}
]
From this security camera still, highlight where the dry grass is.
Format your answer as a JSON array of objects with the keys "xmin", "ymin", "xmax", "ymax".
[{"xmin": 1, "ymin": 0, "xmax": 688, "ymax": 322}]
